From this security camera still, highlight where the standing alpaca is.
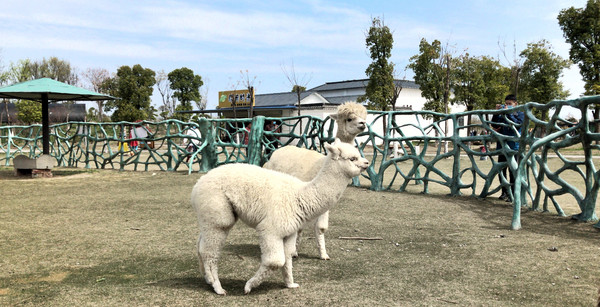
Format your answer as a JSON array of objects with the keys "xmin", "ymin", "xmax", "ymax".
[
  {"xmin": 191, "ymin": 140, "xmax": 369, "ymax": 295},
  {"xmin": 263, "ymin": 102, "xmax": 368, "ymax": 260}
]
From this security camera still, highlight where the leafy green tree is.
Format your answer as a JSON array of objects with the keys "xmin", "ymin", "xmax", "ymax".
[
  {"xmin": 291, "ymin": 85, "xmax": 306, "ymax": 93},
  {"xmin": 454, "ymin": 54, "xmax": 509, "ymax": 110},
  {"xmin": 558, "ymin": 0, "xmax": 600, "ymax": 134},
  {"xmin": 454, "ymin": 54, "xmax": 510, "ymax": 134},
  {"xmin": 16, "ymin": 100, "xmax": 42, "ymax": 124},
  {"xmin": 104, "ymin": 64, "xmax": 156, "ymax": 122},
  {"xmin": 519, "ymin": 40, "xmax": 571, "ymax": 120},
  {"xmin": 168, "ymin": 67, "xmax": 203, "ymax": 121},
  {"xmin": 360, "ymin": 17, "xmax": 396, "ymax": 111},
  {"xmin": 86, "ymin": 107, "xmax": 99, "ymax": 122},
  {"xmin": 480, "ymin": 57, "xmax": 512, "ymax": 109},
  {"xmin": 8, "ymin": 59, "xmax": 34, "ymax": 83},
  {"xmin": 407, "ymin": 38, "xmax": 454, "ymax": 116},
  {"xmin": 6, "ymin": 60, "xmax": 39, "ymax": 122},
  {"xmin": 4, "ymin": 58, "xmax": 79, "ymax": 124},
  {"xmin": 558, "ymin": 0, "xmax": 600, "ymax": 95},
  {"xmin": 0, "ymin": 53, "xmax": 9, "ymax": 86},
  {"xmin": 452, "ymin": 53, "xmax": 485, "ymax": 112},
  {"xmin": 28, "ymin": 57, "xmax": 78, "ymax": 84}
]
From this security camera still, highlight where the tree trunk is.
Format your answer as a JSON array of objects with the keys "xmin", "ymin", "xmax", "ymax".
[
  {"xmin": 443, "ymin": 54, "xmax": 451, "ymax": 154},
  {"xmin": 296, "ymin": 90, "xmax": 303, "ymax": 132},
  {"xmin": 595, "ymin": 105, "xmax": 600, "ymax": 145},
  {"xmin": 249, "ymin": 86, "xmax": 255, "ymax": 118}
]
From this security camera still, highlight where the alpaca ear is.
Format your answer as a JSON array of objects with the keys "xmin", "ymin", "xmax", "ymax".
[
  {"xmin": 324, "ymin": 142, "xmax": 341, "ymax": 160},
  {"xmin": 330, "ymin": 113, "xmax": 339, "ymax": 121}
]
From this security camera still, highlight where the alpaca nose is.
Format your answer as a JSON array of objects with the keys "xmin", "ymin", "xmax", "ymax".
[
  {"xmin": 360, "ymin": 159, "xmax": 369, "ymax": 169},
  {"xmin": 358, "ymin": 121, "xmax": 366, "ymax": 130}
]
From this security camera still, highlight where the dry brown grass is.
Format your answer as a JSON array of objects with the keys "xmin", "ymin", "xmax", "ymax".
[{"xmin": 0, "ymin": 166, "xmax": 599, "ymax": 306}]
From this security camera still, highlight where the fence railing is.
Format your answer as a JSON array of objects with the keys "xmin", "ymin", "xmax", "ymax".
[{"xmin": 1, "ymin": 96, "xmax": 599, "ymax": 230}]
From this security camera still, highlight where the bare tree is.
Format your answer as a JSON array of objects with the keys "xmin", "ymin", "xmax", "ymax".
[
  {"xmin": 155, "ymin": 70, "xmax": 175, "ymax": 119},
  {"xmin": 498, "ymin": 39, "xmax": 524, "ymax": 97},
  {"xmin": 281, "ymin": 60, "xmax": 312, "ymax": 130},
  {"xmin": 82, "ymin": 67, "xmax": 110, "ymax": 122},
  {"xmin": 239, "ymin": 70, "xmax": 259, "ymax": 117},
  {"xmin": 0, "ymin": 51, "xmax": 11, "ymax": 125},
  {"xmin": 196, "ymin": 77, "xmax": 209, "ymax": 111},
  {"xmin": 389, "ymin": 68, "xmax": 408, "ymax": 157},
  {"xmin": 226, "ymin": 77, "xmax": 241, "ymax": 122}
]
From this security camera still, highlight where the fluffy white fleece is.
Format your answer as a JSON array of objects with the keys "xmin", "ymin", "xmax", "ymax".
[
  {"xmin": 191, "ymin": 140, "xmax": 369, "ymax": 295},
  {"xmin": 262, "ymin": 102, "xmax": 368, "ymax": 260}
]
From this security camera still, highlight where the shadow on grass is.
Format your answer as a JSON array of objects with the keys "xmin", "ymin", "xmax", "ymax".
[
  {"xmin": 152, "ymin": 276, "xmax": 285, "ymax": 296},
  {"xmin": 443, "ymin": 192, "xmax": 600, "ymax": 240}
]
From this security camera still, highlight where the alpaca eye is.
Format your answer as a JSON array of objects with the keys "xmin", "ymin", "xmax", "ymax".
[
  {"xmin": 347, "ymin": 118, "xmax": 353, "ymax": 122},
  {"xmin": 349, "ymin": 157, "xmax": 357, "ymax": 161}
]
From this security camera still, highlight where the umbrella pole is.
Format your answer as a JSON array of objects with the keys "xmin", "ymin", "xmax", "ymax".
[{"xmin": 42, "ymin": 93, "xmax": 50, "ymax": 155}]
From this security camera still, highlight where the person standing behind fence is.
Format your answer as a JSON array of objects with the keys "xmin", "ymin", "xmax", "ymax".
[
  {"xmin": 243, "ymin": 123, "xmax": 252, "ymax": 155},
  {"xmin": 128, "ymin": 126, "xmax": 139, "ymax": 155},
  {"xmin": 184, "ymin": 126, "xmax": 201, "ymax": 163},
  {"xmin": 491, "ymin": 94, "xmax": 525, "ymax": 202},
  {"xmin": 264, "ymin": 121, "xmax": 280, "ymax": 156}
]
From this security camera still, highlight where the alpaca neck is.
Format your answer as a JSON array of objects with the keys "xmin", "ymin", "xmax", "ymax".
[
  {"xmin": 296, "ymin": 159, "xmax": 349, "ymax": 222},
  {"xmin": 335, "ymin": 132, "xmax": 355, "ymax": 144}
]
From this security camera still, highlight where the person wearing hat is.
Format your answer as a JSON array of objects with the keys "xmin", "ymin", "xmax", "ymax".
[{"xmin": 491, "ymin": 94, "xmax": 525, "ymax": 202}]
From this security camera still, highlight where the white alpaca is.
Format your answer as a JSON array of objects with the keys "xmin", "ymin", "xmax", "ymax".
[
  {"xmin": 262, "ymin": 102, "xmax": 367, "ymax": 260},
  {"xmin": 191, "ymin": 140, "xmax": 369, "ymax": 295}
]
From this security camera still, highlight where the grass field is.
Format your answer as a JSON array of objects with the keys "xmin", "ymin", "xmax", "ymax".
[{"xmin": 0, "ymin": 166, "xmax": 599, "ymax": 306}]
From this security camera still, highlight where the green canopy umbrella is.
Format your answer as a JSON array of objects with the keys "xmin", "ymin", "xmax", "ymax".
[{"xmin": 0, "ymin": 78, "xmax": 115, "ymax": 154}]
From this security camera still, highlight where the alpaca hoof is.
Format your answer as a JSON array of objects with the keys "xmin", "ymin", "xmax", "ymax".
[
  {"xmin": 214, "ymin": 288, "xmax": 227, "ymax": 296},
  {"xmin": 320, "ymin": 254, "xmax": 330, "ymax": 260},
  {"xmin": 292, "ymin": 252, "xmax": 299, "ymax": 258},
  {"xmin": 244, "ymin": 286, "xmax": 252, "ymax": 295},
  {"xmin": 286, "ymin": 283, "xmax": 300, "ymax": 289}
]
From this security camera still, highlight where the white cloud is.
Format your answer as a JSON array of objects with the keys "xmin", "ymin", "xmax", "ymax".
[{"xmin": 0, "ymin": 0, "xmax": 593, "ymax": 107}]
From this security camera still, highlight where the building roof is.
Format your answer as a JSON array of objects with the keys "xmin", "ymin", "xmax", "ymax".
[
  {"xmin": 323, "ymin": 95, "xmax": 363, "ymax": 105},
  {"xmin": 254, "ymin": 91, "xmax": 313, "ymax": 107},
  {"xmin": 191, "ymin": 79, "xmax": 420, "ymax": 114},
  {"xmin": 309, "ymin": 79, "xmax": 419, "ymax": 92}
]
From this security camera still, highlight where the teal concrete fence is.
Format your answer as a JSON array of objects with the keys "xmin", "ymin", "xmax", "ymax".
[{"xmin": 1, "ymin": 96, "xmax": 599, "ymax": 230}]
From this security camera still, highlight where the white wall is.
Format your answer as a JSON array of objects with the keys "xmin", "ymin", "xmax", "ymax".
[{"xmin": 278, "ymin": 84, "xmax": 468, "ymax": 145}]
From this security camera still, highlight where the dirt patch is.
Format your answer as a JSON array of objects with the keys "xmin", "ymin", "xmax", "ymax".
[
  {"xmin": 47, "ymin": 172, "xmax": 94, "ymax": 181},
  {"xmin": 38, "ymin": 272, "xmax": 69, "ymax": 283},
  {"xmin": 0, "ymin": 288, "xmax": 9, "ymax": 296},
  {"xmin": 14, "ymin": 272, "xmax": 70, "ymax": 285}
]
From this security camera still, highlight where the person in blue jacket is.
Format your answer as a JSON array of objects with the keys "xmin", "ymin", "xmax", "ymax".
[{"xmin": 491, "ymin": 94, "xmax": 525, "ymax": 202}]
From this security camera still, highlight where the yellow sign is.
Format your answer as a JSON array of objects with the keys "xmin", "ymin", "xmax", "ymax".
[{"xmin": 218, "ymin": 89, "xmax": 254, "ymax": 108}]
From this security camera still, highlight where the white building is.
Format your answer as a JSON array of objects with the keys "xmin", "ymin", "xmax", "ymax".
[{"xmin": 207, "ymin": 79, "xmax": 466, "ymax": 140}]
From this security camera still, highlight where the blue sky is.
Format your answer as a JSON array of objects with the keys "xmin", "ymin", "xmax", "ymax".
[{"xmin": 0, "ymin": 0, "xmax": 588, "ymax": 111}]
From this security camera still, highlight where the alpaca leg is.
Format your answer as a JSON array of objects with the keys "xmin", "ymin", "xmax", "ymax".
[
  {"xmin": 198, "ymin": 228, "xmax": 230, "ymax": 295},
  {"xmin": 282, "ymin": 233, "xmax": 299, "ymax": 289},
  {"xmin": 244, "ymin": 235, "xmax": 285, "ymax": 294},
  {"xmin": 315, "ymin": 211, "xmax": 330, "ymax": 260},
  {"xmin": 196, "ymin": 234, "xmax": 208, "ymax": 284},
  {"xmin": 292, "ymin": 229, "xmax": 302, "ymax": 258}
]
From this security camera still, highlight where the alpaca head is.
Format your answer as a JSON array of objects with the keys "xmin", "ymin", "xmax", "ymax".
[
  {"xmin": 324, "ymin": 139, "xmax": 369, "ymax": 178},
  {"xmin": 330, "ymin": 102, "xmax": 368, "ymax": 141}
]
